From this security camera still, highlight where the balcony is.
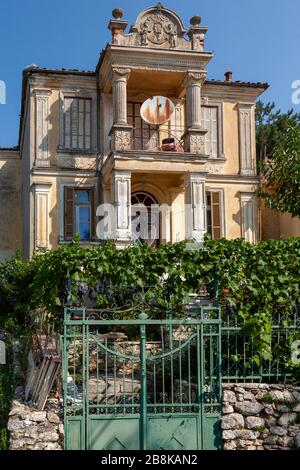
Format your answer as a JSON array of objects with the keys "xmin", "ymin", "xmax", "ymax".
[{"xmin": 131, "ymin": 126, "xmax": 185, "ymax": 153}]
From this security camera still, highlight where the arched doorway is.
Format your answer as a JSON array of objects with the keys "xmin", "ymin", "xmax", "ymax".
[{"xmin": 131, "ymin": 191, "xmax": 160, "ymax": 247}]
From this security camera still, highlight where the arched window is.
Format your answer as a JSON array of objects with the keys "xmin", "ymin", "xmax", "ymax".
[{"xmin": 131, "ymin": 192, "xmax": 160, "ymax": 247}]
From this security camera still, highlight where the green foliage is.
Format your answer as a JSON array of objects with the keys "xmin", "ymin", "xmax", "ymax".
[
  {"xmin": 256, "ymin": 101, "xmax": 300, "ymax": 161},
  {"xmin": 1, "ymin": 237, "xmax": 300, "ymax": 363},
  {"xmin": 0, "ymin": 365, "xmax": 14, "ymax": 450},
  {"xmin": 258, "ymin": 126, "xmax": 300, "ymax": 217},
  {"xmin": 0, "ymin": 252, "xmax": 35, "ymax": 334},
  {"xmin": 261, "ymin": 392, "xmax": 274, "ymax": 404},
  {"xmin": 253, "ymin": 425, "xmax": 266, "ymax": 433},
  {"xmin": 256, "ymin": 101, "xmax": 300, "ymax": 217}
]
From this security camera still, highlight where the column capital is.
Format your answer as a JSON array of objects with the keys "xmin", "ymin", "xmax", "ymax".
[
  {"xmin": 184, "ymin": 70, "xmax": 207, "ymax": 87},
  {"xmin": 186, "ymin": 172, "xmax": 208, "ymax": 184},
  {"xmin": 32, "ymin": 88, "xmax": 52, "ymax": 98},
  {"xmin": 112, "ymin": 67, "xmax": 131, "ymax": 81},
  {"xmin": 112, "ymin": 169, "xmax": 132, "ymax": 180}
]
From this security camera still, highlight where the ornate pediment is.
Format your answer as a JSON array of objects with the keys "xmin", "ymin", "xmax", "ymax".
[
  {"xmin": 108, "ymin": 3, "xmax": 208, "ymax": 52},
  {"xmin": 130, "ymin": 3, "xmax": 186, "ymax": 48}
]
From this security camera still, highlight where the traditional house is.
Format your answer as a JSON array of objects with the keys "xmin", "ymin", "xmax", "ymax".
[{"xmin": 1, "ymin": 3, "xmax": 284, "ymax": 260}]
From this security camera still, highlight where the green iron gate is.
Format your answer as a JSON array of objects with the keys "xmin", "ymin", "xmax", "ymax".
[{"xmin": 63, "ymin": 306, "xmax": 222, "ymax": 450}]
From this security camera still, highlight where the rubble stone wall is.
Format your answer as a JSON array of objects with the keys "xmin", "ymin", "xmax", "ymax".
[
  {"xmin": 222, "ymin": 384, "xmax": 300, "ymax": 450},
  {"xmin": 8, "ymin": 398, "xmax": 64, "ymax": 450}
]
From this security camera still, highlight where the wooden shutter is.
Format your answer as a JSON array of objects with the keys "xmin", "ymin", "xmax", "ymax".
[
  {"xmin": 211, "ymin": 191, "xmax": 222, "ymax": 239},
  {"xmin": 91, "ymin": 187, "xmax": 96, "ymax": 239},
  {"xmin": 71, "ymin": 98, "xmax": 79, "ymax": 149},
  {"xmin": 202, "ymin": 106, "xmax": 218, "ymax": 158},
  {"xmin": 64, "ymin": 187, "xmax": 74, "ymax": 240}
]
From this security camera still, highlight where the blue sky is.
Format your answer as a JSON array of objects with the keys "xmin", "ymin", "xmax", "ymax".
[{"xmin": 0, "ymin": 0, "xmax": 299, "ymax": 147}]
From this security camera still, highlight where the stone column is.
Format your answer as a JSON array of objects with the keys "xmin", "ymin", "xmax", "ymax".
[
  {"xmin": 185, "ymin": 172, "xmax": 207, "ymax": 242},
  {"xmin": 111, "ymin": 170, "xmax": 132, "ymax": 247},
  {"xmin": 110, "ymin": 68, "xmax": 132, "ymax": 151},
  {"xmin": 183, "ymin": 71, "xmax": 207, "ymax": 154}
]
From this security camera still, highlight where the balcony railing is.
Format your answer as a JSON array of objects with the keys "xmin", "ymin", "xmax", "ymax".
[{"xmin": 131, "ymin": 126, "xmax": 186, "ymax": 152}]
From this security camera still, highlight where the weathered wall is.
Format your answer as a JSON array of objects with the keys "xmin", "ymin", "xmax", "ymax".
[
  {"xmin": 279, "ymin": 212, "xmax": 300, "ymax": 237},
  {"xmin": 0, "ymin": 150, "xmax": 22, "ymax": 259},
  {"xmin": 222, "ymin": 384, "xmax": 300, "ymax": 450},
  {"xmin": 261, "ymin": 202, "xmax": 300, "ymax": 240}
]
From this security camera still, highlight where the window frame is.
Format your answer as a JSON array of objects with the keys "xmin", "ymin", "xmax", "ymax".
[
  {"xmin": 74, "ymin": 189, "xmax": 92, "ymax": 241},
  {"xmin": 201, "ymin": 100, "xmax": 225, "ymax": 159},
  {"xmin": 205, "ymin": 188, "xmax": 226, "ymax": 239},
  {"xmin": 60, "ymin": 183, "xmax": 97, "ymax": 242},
  {"xmin": 59, "ymin": 89, "xmax": 97, "ymax": 154},
  {"xmin": 63, "ymin": 97, "xmax": 92, "ymax": 151}
]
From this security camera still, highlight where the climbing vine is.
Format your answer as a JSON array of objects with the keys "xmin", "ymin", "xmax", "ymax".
[{"xmin": 0, "ymin": 237, "xmax": 300, "ymax": 361}]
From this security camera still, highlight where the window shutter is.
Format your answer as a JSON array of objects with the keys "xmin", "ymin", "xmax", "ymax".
[
  {"xmin": 64, "ymin": 187, "xmax": 74, "ymax": 240},
  {"xmin": 211, "ymin": 191, "xmax": 221, "ymax": 239},
  {"xmin": 91, "ymin": 187, "xmax": 96, "ymax": 239},
  {"xmin": 201, "ymin": 106, "xmax": 218, "ymax": 158}
]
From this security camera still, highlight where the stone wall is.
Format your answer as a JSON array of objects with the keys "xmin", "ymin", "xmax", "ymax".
[
  {"xmin": 8, "ymin": 398, "xmax": 64, "ymax": 450},
  {"xmin": 222, "ymin": 384, "xmax": 300, "ymax": 450}
]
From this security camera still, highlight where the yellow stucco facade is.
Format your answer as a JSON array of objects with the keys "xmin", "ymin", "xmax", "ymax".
[{"xmin": 0, "ymin": 4, "xmax": 297, "ymax": 259}]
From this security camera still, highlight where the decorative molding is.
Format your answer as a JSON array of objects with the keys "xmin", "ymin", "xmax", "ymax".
[
  {"xmin": 185, "ymin": 172, "xmax": 207, "ymax": 241},
  {"xmin": 110, "ymin": 126, "xmax": 132, "ymax": 151},
  {"xmin": 128, "ymin": 4, "xmax": 190, "ymax": 50},
  {"xmin": 33, "ymin": 89, "xmax": 51, "ymax": 167},
  {"xmin": 238, "ymin": 103, "xmax": 256, "ymax": 176},
  {"xmin": 112, "ymin": 170, "xmax": 132, "ymax": 243},
  {"xmin": 57, "ymin": 154, "xmax": 97, "ymax": 170},
  {"xmin": 32, "ymin": 168, "xmax": 97, "ymax": 177},
  {"xmin": 205, "ymin": 163, "xmax": 225, "ymax": 174},
  {"xmin": 183, "ymin": 129, "xmax": 207, "ymax": 154},
  {"xmin": 240, "ymin": 191, "xmax": 258, "ymax": 243},
  {"xmin": 99, "ymin": 50, "xmax": 213, "ymax": 91},
  {"xmin": 112, "ymin": 67, "xmax": 131, "ymax": 80},
  {"xmin": 184, "ymin": 70, "xmax": 207, "ymax": 87},
  {"xmin": 34, "ymin": 184, "xmax": 51, "ymax": 248}
]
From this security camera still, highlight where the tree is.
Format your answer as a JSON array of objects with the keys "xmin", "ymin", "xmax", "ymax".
[
  {"xmin": 256, "ymin": 101, "xmax": 300, "ymax": 217},
  {"xmin": 256, "ymin": 101, "xmax": 300, "ymax": 161}
]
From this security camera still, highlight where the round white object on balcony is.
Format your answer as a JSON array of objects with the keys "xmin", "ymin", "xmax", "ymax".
[{"xmin": 140, "ymin": 96, "xmax": 175, "ymax": 125}]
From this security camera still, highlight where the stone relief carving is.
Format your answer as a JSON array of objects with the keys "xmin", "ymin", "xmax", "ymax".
[
  {"xmin": 108, "ymin": 5, "xmax": 209, "ymax": 52},
  {"xmin": 58, "ymin": 155, "xmax": 97, "ymax": 170},
  {"xmin": 139, "ymin": 13, "xmax": 178, "ymax": 47},
  {"xmin": 189, "ymin": 134, "xmax": 205, "ymax": 154},
  {"xmin": 113, "ymin": 130, "xmax": 131, "ymax": 151},
  {"xmin": 205, "ymin": 163, "xmax": 225, "ymax": 174},
  {"xmin": 112, "ymin": 67, "xmax": 131, "ymax": 80}
]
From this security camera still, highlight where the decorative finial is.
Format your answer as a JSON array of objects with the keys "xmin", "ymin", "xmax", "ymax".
[
  {"xmin": 112, "ymin": 7, "xmax": 124, "ymax": 19},
  {"xmin": 156, "ymin": 2, "xmax": 163, "ymax": 11},
  {"xmin": 190, "ymin": 15, "xmax": 201, "ymax": 27},
  {"xmin": 225, "ymin": 71, "xmax": 233, "ymax": 82}
]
